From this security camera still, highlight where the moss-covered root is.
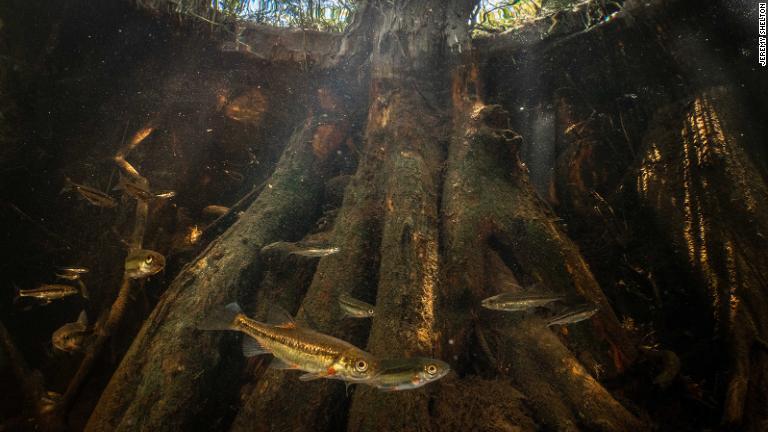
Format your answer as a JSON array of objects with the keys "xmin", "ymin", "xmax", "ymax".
[
  {"xmin": 632, "ymin": 86, "xmax": 768, "ymax": 431},
  {"xmin": 84, "ymin": 116, "xmax": 325, "ymax": 432},
  {"xmin": 439, "ymin": 66, "xmax": 642, "ymax": 431},
  {"xmin": 229, "ymin": 104, "xmax": 388, "ymax": 432},
  {"xmin": 345, "ymin": 86, "xmax": 444, "ymax": 431}
]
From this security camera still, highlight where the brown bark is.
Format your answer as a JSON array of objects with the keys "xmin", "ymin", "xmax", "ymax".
[
  {"xmin": 230, "ymin": 97, "xmax": 384, "ymax": 432},
  {"xmin": 85, "ymin": 113, "xmax": 327, "ymax": 431},
  {"xmin": 631, "ymin": 86, "xmax": 768, "ymax": 431},
  {"xmin": 436, "ymin": 61, "xmax": 642, "ymax": 431}
]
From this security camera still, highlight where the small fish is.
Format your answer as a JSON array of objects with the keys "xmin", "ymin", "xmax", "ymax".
[
  {"xmin": 481, "ymin": 291, "xmax": 564, "ymax": 312},
  {"xmin": 114, "ymin": 176, "xmax": 176, "ymax": 200},
  {"xmin": 52, "ymin": 311, "xmax": 89, "ymax": 353},
  {"xmin": 202, "ymin": 205, "xmax": 230, "ymax": 218},
  {"xmin": 114, "ymin": 176, "xmax": 152, "ymax": 200},
  {"xmin": 56, "ymin": 266, "xmax": 89, "ymax": 281},
  {"xmin": 290, "ymin": 245, "xmax": 340, "ymax": 258},
  {"xmin": 58, "ymin": 266, "xmax": 89, "ymax": 274},
  {"xmin": 198, "ymin": 302, "xmax": 380, "ymax": 383},
  {"xmin": 367, "ymin": 357, "xmax": 450, "ymax": 392},
  {"xmin": 546, "ymin": 303, "xmax": 599, "ymax": 327},
  {"xmin": 153, "ymin": 190, "xmax": 176, "ymax": 199},
  {"xmin": 260, "ymin": 241, "xmax": 341, "ymax": 258},
  {"xmin": 124, "ymin": 249, "xmax": 165, "ymax": 279},
  {"xmin": 339, "ymin": 293, "xmax": 375, "ymax": 319},
  {"xmin": 39, "ymin": 390, "xmax": 62, "ymax": 414},
  {"xmin": 15, "ymin": 284, "xmax": 80, "ymax": 304},
  {"xmin": 62, "ymin": 178, "xmax": 117, "ymax": 208},
  {"xmin": 55, "ymin": 272, "xmax": 81, "ymax": 281}
]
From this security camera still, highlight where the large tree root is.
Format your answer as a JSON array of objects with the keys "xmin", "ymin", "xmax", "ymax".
[
  {"xmin": 230, "ymin": 93, "xmax": 385, "ymax": 432},
  {"xmin": 438, "ymin": 63, "xmax": 643, "ymax": 431},
  {"xmin": 345, "ymin": 83, "xmax": 445, "ymax": 431},
  {"xmin": 85, "ymin": 114, "xmax": 326, "ymax": 431},
  {"xmin": 632, "ymin": 86, "xmax": 768, "ymax": 431}
]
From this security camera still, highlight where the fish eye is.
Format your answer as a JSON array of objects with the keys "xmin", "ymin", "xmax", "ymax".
[
  {"xmin": 145, "ymin": 255, "xmax": 154, "ymax": 264},
  {"xmin": 426, "ymin": 364, "xmax": 438, "ymax": 375},
  {"xmin": 368, "ymin": 309, "xmax": 375, "ymax": 315},
  {"xmin": 355, "ymin": 360, "xmax": 368, "ymax": 372}
]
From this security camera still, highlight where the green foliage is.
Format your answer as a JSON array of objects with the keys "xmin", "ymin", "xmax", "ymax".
[
  {"xmin": 211, "ymin": 0, "xmax": 355, "ymax": 32},
  {"xmin": 472, "ymin": 0, "xmax": 583, "ymax": 32},
  {"xmin": 472, "ymin": 0, "xmax": 628, "ymax": 33}
]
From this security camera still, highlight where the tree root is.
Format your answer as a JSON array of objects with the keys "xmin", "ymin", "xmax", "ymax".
[
  {"xmin": 85, "ymin": 115, "xmax": 327, "ymax": 431},
  {"xmin": 438, "ymin": 63, "xmax": 643, "ymax": 431}
]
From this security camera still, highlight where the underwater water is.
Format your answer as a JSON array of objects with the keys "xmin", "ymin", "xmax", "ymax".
[{"xmin": 1, "ymin": 0, "xmax": 767, "ymax": 431}]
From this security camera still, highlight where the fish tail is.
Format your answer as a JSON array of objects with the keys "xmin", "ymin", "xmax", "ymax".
[
  {"xmin": 12, "ymin": 285, "xmax": 21, "ymax": 304},
  {"xmin": 198, "ymin": 302, "xmax": 242, "ymax": 331}
]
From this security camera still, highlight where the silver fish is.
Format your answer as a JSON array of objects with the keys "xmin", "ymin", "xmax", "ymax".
[
  {"xmin": 15, "ymin": 284, "xmax": 80, "ymax": 304},
  {"xmin": 58, "ymin": 266, "xmax": 89, "ymax": 274},
  {"xmin": 546, "ymin": 303, "xmax": 599, "ymax": 327},
  {"xmin": 339, "ymin": 293, "xmax": 375, "ymax": 318},
  {"xmin": 153, "ymin": 190, "xmax": 176, "ymax": 199},
  {"xmin": 52, "ymin": 311, "xmax": 89, "ymax": 353},
  {"xmin": 261, "ymin": 241, "xmax": 341, "ymax": 258},
  {"xmin": 290, "ymin": 246, "xmax": 340, "ymax": 258},
  {"xmin": 114, "ymin": 175, "xmax": 176, "ymax": 200},
  {"xmin": 367, "ymin": 357, "xmax": 450, "ymax": 392},
  {"xmin": 481, "ymin": 291, "xmax": 564, "ymax": 312},
  {"xmin": 56, "ymin": 266, "xmax": 90, "ymax": 281},
  {"xmin": 62, "ymin": 178, "xmax": 117, "ymax": 208},
  {"xmin": 56, "ymin": 272, "xmax": 81, "ymax": 281}
]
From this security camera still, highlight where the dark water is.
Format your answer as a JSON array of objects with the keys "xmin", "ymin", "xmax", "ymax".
[{"xmin": 1, "ymin": 0, "xmax": 766, "ymax": 431}]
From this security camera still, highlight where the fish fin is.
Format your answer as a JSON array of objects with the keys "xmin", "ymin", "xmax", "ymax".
[
  {"xmin": 265, "ymin": 304, "xmax": 296, "ymax": 328},
  {"xmin": 241, "ymin": 336, "xmax": 268, "ymax": 357},
  {"xmin": 77, "ymin": 311, "xmax": 88, "ymax": 326},
  {"xmin": 78, "ymin": 280, "xmax": 89, "ymax": 299},
  {"xmin": 299, "ymin": 372, "xmax": 325, "ymax": 382},
  {"xmin": 198, "ymin": 302, "xmax": 242, "ymax": 331},
  {"xmin": 268, "ymin": 357, "xmax": 297, "ymax": 370}
]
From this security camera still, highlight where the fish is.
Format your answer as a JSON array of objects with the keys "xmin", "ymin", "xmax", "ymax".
[
  {"xmin": 55, "ymin": 272, "xmax": 81, "ymax": 281},
  {"xmin": 198, "ymin": 302, "xmax": 380, "ymax": 383},
  {"xmin": 153, "ymin": 190, "xmax": 176, "ymax": 199},
  {"xmin": 260, "ymin": 241, "xmax": 341, "ymax": 258},
  {"xmin": 52, "ymin": 311, "xmax": 90, "ymax": 353},
  {"xmin": 202, "ymin": 205, "xmax": 230, "ymax": 218},
  {"xmin": 15, "ymin": 284, "xmax": 80, "ymax": 304},
  {"xmin": 39, "ymin": 391, "xmax": 62, "ymax": 414},
  {"xmin": 339, "ymin": 293, "xmax": 375, "ymax": 319},
  {"xmin": 56, "ymin": 266, "xmax": 89, "ymax": 281},
  {"xmin": 58, "ymin": 266, "xmax": 89, "ymax": 274},
  {"xmin": 481, "ymin": 291, "xmax": 564, "ymax": 312},
  {"xmin": 546, "ymin": 303, "xmax": 599, "ymax": 327},
  {"xmin": 290, "ymin": 245, "xmax": 340, "ymax": 258},
  {"xmin": 366, "ymin": 357, "xmax": 450, "ymax": 392},
  {"xmin": 124, "ymin": 249, "xmax": 165, "ymax": 279},
  {"xmin": 62, "ymin": 178, "xmax": 118, "ymax": 208},
  {"xmin": 114, "ymin": 176, "xmax": 176, "ymax": 200}
]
